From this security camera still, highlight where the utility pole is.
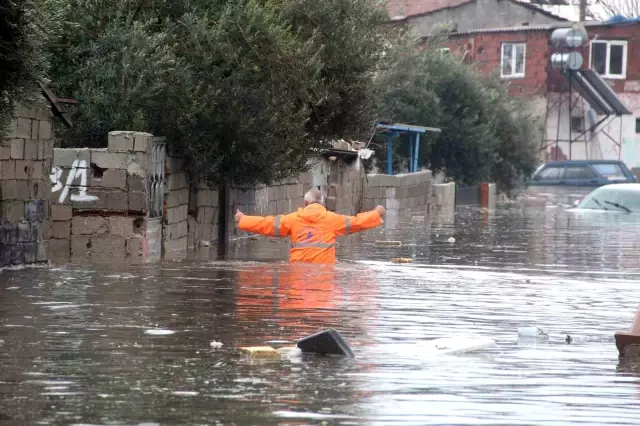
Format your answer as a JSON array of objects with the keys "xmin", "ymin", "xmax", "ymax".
[{"xmin": 579, "ymin": 0, "xmax": 587, "ymax": 22}]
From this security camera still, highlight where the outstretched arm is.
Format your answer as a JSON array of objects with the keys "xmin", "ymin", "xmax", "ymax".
[
  {"xmin": 334, "ymin": 205, "xmax": 385, "ymax": 236},
  {"xmin": 235, "ymin": 209, "xmax": 290, "ymax": 237}
]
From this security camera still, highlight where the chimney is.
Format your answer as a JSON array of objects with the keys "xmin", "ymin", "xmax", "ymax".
[{"xmin": 579, "ymin": 0, "xmax": 587, "ymax": 22}]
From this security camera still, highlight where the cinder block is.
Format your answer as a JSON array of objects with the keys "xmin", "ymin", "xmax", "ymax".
[
  {"xmin": 1, "ymin": 180, "xmax": 18, "ymax": 200},
  {"xmin": 126, "ymin": 236, "xmax": 145, "ymax": 256},
  {"xmin": 125, "ymin": 152, "xmax": 148, "ymax": 177},
  {"xmin": 25, "ymin": 199, "xmax": 45, "ymax": 222},
  {"xmin": 16, "ymin": 118, "xmax": 31, "ymax": 139},
  {"xmin": 15, "ymin": 160, "xmax": 30, "ymax": 180},
  {"xmin": 108, "ymin": 131, "xmax": 135, "ymax": 152},
  {"xmin": 70, "ymin": 235, "xmax": 91, "ymax": 258},
  {"xmin": 0, "ymin": 146, "xmax": 10, "ymax": 160},
  {"xmin": 108, "ymin": 217, "xmax": 134, "ymax": 237},
  {"xmin": 49, "ymin": 238, "xmax": 70, "ymax": 258},
  {"xmin": 36, "ymin": 240, "xmax": 48, "ymax": 262},
  {"xmin": 91, "ymin": 168, "xmax": 127, "ymax": 189},
  {"xmin": 10, "ymin": 139, "xmax": 24, "ymax": 159},
  {"xmin": 106, "ymin": 191, "xmax": 129, "ymax": 211},
  {"xmin": 5, "ymin": 118, "xmax": 18, "ymax": 139},
  {"xmin": 17, "ymin": 222, "xmax": 36, "ymax": 242},
  {"xmin": 30, "ymin": 160, "xmax": 44, "ymax": 180},
  {"xmin": 54, "ymin": 148, "xmax": 90, "ymax": 168},
  {"xmin": 133, "ymin": 132, "xmax": 153, "ymax": 152},
  {"xmin": 52, "ymin": 220, "xmax": 71, "ymax": 239},
  {"xmin": 1, "ymin": 160, "xmax": 15, "ymax": 179},
  {"xmin": 166, "ymin": 188, "xmax": 189, "ymax": 208},
  {"xmin": 44, "ymin": 140, "xmax": 54, "ymax": 159},
  {"xmin": 197, "ymin": 206, "xmax": 215, "ymax": 224},
  {"xmin": 90, "ymin": 150, "xmax": 128, "ymax": 169},
  {"xmin": 127, "ymin": 174, "xmax": 146, "ymax": 192},
  {"xmin": 168, "ymin": 172, "xmax": 188, "ymax": 191},
  {"xmin": 51, "ymin": 204, "xmax": 72, "ymax": 221},
  {"xmin": 166, "ymin": 221, "xmax": 188, "ymax": 240},
  {"xmin": 163, "ymin": 235, "xmax": 188, "ymax": 254},
  {"xmin": 72, "ymin": 216, "xmax": 108, "ymax": 235},
  {"xmin": 196, "ymin": 189, "xmax": 215, "ymax": 206},
  {"xmin": 26, "ymin": 179, "xmax": 46, "ymax": 200},
  {"xmin": 128, "ymin": 191, "xmax": 147, "ymax": 212},
  {"xmin": 30, "ymin": 120, "xmax": 39, "ymax": 140},
  {"xmin": 166, "ymin": 205, "xmax": 188, "ymax": 224},
  {"xmin": 38, "ymin": 119, "xmax": 52, "ymax": 140},
  {"xmin": 23, "ymin": 140, "xmax": 38, "ymax": 160}
]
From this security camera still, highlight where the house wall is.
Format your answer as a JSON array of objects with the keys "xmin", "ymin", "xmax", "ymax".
[
  {"xmin": 444, "ymin": 23, "xmax": 640, "ymax": 167},
  {"xmin": 405, "ymin": 0, "xmax": 564, "ymax": 37},
  {"xmin": 0, "ymin": 103, "xmax": 55, "ymax": 267}
]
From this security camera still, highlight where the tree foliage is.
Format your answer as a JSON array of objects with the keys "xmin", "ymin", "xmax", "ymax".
[
  {"xmin": 375, "ymin": 36, "xmax": 540, "ymax": 195},
  {"xmin": 0, "ymin": 0, "xmax": 47, "ymax": 138},
  {"xmin": 45, "ymin": 0, "xmax": 392, "ymax": 187}
]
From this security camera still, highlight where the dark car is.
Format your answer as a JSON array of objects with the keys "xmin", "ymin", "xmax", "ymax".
[{"xmin": 528, "ymin": 160, "xmax": 637, "ymax": 187}]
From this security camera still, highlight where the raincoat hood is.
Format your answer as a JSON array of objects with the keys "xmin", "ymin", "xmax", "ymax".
[{"xmin": 296, "ymin": 203, "xmax": 328, "ymax": 223}]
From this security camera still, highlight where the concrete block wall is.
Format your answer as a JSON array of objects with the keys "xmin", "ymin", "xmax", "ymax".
[
  {"xmin": 162, "ymin": 155, "xmax": 192, "ymax": 255},
  {"xmin": 0, "ymin": 103, "xmax": 54, "ymax": 267},
  {"xmin": 49, "ymin": 131, "xmax": 154, "ymax": 262},
  {"xmin": 362, "ymin": 170, "xmax": 433, "ymax": 215},
  {"xmin": 431, "ymin": 182, "xmax": 456, "ymax": 217}
]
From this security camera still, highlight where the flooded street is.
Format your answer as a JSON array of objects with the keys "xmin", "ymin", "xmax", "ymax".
[{"xmin": 3, "ymin": 188, "xmax": 640, "ymax": 425}]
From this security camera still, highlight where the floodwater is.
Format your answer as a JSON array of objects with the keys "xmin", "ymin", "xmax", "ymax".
[{"xmin": 3, "ymin": 187, "xmax": 640, "ymax": 425}]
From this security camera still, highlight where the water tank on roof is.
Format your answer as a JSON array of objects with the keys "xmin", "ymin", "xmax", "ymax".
[
  {"xmin": 550, "ymin": 52, "xmax": 583, "ymax": 70},
  {"xmin": 550, "ymin": 27, "xmax": 585, "ymax": 48}
]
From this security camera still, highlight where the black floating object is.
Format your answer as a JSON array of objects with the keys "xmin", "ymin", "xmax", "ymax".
[{"xmin": 296, "ymin": 328, "xmax": 355, "ymax": 358}]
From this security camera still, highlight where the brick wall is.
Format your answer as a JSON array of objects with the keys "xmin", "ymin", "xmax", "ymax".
[
  {"xmin": 0, "ymin": 103, "xmax": 54, "ymax": 267},
  {"xmin": 49, "ymin": 131, "xmax": 156, "ymax": 263},
  {"xmin": 444, "ymin": 29, "xmax": 551, "ymax": 96}
]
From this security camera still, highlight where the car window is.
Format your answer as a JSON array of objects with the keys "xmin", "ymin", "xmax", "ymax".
[
  {"xmin": 537, "ymin": 166, "xmax": 564, "ymax": 180},
  {"xmin": 593, "ymin": 163, "xmax": 626, "ymax": 179},
  {"xmin": 565, "ymin": 165, "xmax": 595, "ymax": 179}
]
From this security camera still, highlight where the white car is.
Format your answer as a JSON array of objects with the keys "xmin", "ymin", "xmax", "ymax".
[{"xmin": 573, "ymin": 183, "xmax": 640, "ymax": 213}]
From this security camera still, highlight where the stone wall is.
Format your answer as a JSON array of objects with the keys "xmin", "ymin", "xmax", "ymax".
[
  {"xmin": 432, "ymin": 182, "xmax": 456, "ymax": 217},
  {"xmin": 49, "ymin": 131, "xmax": 159, "ymax": 263},
  {"xmin": 0, "ymin": 103, "xmax": 54, "ymax": 267}
]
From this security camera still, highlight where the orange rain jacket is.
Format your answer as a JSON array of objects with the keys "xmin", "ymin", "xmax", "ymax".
[{"xmin": 238, "ymin": 203, "xmax": 383, "ymax": 264}]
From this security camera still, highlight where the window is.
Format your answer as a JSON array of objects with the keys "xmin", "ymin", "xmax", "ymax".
[
  {"xmin": 501, "ymin": 43, "xmax": 526, "ymax": 78},
  {"xmin": 636, "ymin": 118, "xmax": 640, "ymax": 133},
  {"xmin": 536, "ymin": 165, "xmax": 563, "ymax": 180},
  {"xmin": 565, "ymin": 165, "xmax": 595, "ymax": 179},
  {"xmin": 590, "ymin": 40, "xmax": 627, "ymax": 79},
  {"xmin": 439, "ymin": 47, "xmax": 451, "ymax": 56},
  {"xmin": 593, "ymin": 163, "xmax": 626, "ymax": 179},
  {"xmin": 571, "ymin": 116, "xmax": 584, "ymax": 133}
]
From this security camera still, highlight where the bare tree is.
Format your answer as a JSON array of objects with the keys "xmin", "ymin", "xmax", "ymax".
[{"xmin": 590, "ymin": 0, "xmax": 640, "ymax": 19}]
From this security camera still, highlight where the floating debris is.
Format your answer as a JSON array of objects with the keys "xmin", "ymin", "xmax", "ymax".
[
  {"xmin": 144, "ymin": 329, "xmax": 175, "ymax": 336},
  {"xmin": 517, "ymin": 327, "xmax": 549, "ymax": 338},
  {"xmin": 391, "ymin": 257, "xmax": 413, "ymax": 264},
  {"xmin": 375, "ymin": 240, "xmax": 402, "ymax": 247},
  {"xmin": 447, "ymin": 237, "xmax": 456, "ymax": 243},
  {"xmin": 238, "ymin": 346, "xmax": 281, "ymax": 359},
  {"xmin": 209, "ymin": 341, "xmax": 224, "ymax": 349}
]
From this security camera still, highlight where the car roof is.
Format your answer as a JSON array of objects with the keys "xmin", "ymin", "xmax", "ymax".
[
  {"xmin": 541, "ymin": 160, "xmax": 625, "ymax": 166},
  {"xmin": 594, "ymin": 183, "xmax": 640, "ymax": 191}
]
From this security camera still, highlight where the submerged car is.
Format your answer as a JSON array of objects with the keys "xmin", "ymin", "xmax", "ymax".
[
  {"xmin": 573, "ymin": 183, "xmax": 640, "ymax": 213},
  {"xmin": 528, "ymin": 160, "xmax": 637, "ymax": 187}
]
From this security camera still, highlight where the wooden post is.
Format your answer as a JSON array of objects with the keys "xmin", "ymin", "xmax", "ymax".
[{"xmin": 217, "ymin": 181, "xmax": 230, "ymax": 259}]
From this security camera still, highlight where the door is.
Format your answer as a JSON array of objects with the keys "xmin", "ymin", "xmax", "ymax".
[{"xmin": 563, "ymin": 164, "xmax": 599, "ymax": 186}]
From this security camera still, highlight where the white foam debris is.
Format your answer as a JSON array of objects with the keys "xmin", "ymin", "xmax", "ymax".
[
  {"xmin": 447, "ymin": 237, "xmax": 456, "ymax": 243},
  {"xmin": 209, "ymin": 341, "xmax": 223, "ymax": 348},
  {"xmin": 517, "ymin": 326, "xmax": 549, "ymax": 338},
  {"xmin": 144, "ymin": 329, "xmax": 175, "ymax": 336}
]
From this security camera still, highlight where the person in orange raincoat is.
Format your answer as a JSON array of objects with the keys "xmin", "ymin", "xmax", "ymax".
[{"xmin": 235, "ymin": 189, "xmax": 385, "ymax": 264}]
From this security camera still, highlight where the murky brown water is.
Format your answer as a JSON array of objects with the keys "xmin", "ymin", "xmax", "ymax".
[{"xmin": 3, "ymin": 187, "xmax": 640, "ymax": 425}]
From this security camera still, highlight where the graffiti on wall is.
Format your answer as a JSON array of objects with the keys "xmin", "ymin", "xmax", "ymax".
[{"xmin": 50, "ymin": 159, "xmax": 99, "ymax": 203}]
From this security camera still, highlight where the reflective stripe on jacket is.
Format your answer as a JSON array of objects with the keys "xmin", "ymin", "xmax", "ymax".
[{"xmin": 238, "ymin": 203, "xmax": 383, "ymax": 264}]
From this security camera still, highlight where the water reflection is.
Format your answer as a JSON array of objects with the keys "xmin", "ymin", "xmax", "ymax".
[{"xmin": 2, "ymin": 187, "xmax": 640, "ymax": 424}]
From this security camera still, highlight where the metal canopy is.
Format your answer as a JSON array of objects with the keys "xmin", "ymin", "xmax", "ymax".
[
  {"xmin": 375, "ymin": 122, "xmax": 442, "ymax": 175},
  {"xmin": 563, "ymin": 69, "xmax": 632, "ymax": 116}
]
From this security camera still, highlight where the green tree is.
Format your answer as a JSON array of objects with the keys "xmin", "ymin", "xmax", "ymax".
[
  {"xmin": 0, "ymin": 0, "xmax": 47, "ymax": 138},
  {"xmin": 375, "ymin": 35, "xmax": 539, "ymax": 195}
]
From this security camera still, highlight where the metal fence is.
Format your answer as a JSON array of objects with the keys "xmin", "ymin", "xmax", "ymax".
[{"xmin": 149, "ymin": 137, "xmax": 166, "ymax": 218}]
